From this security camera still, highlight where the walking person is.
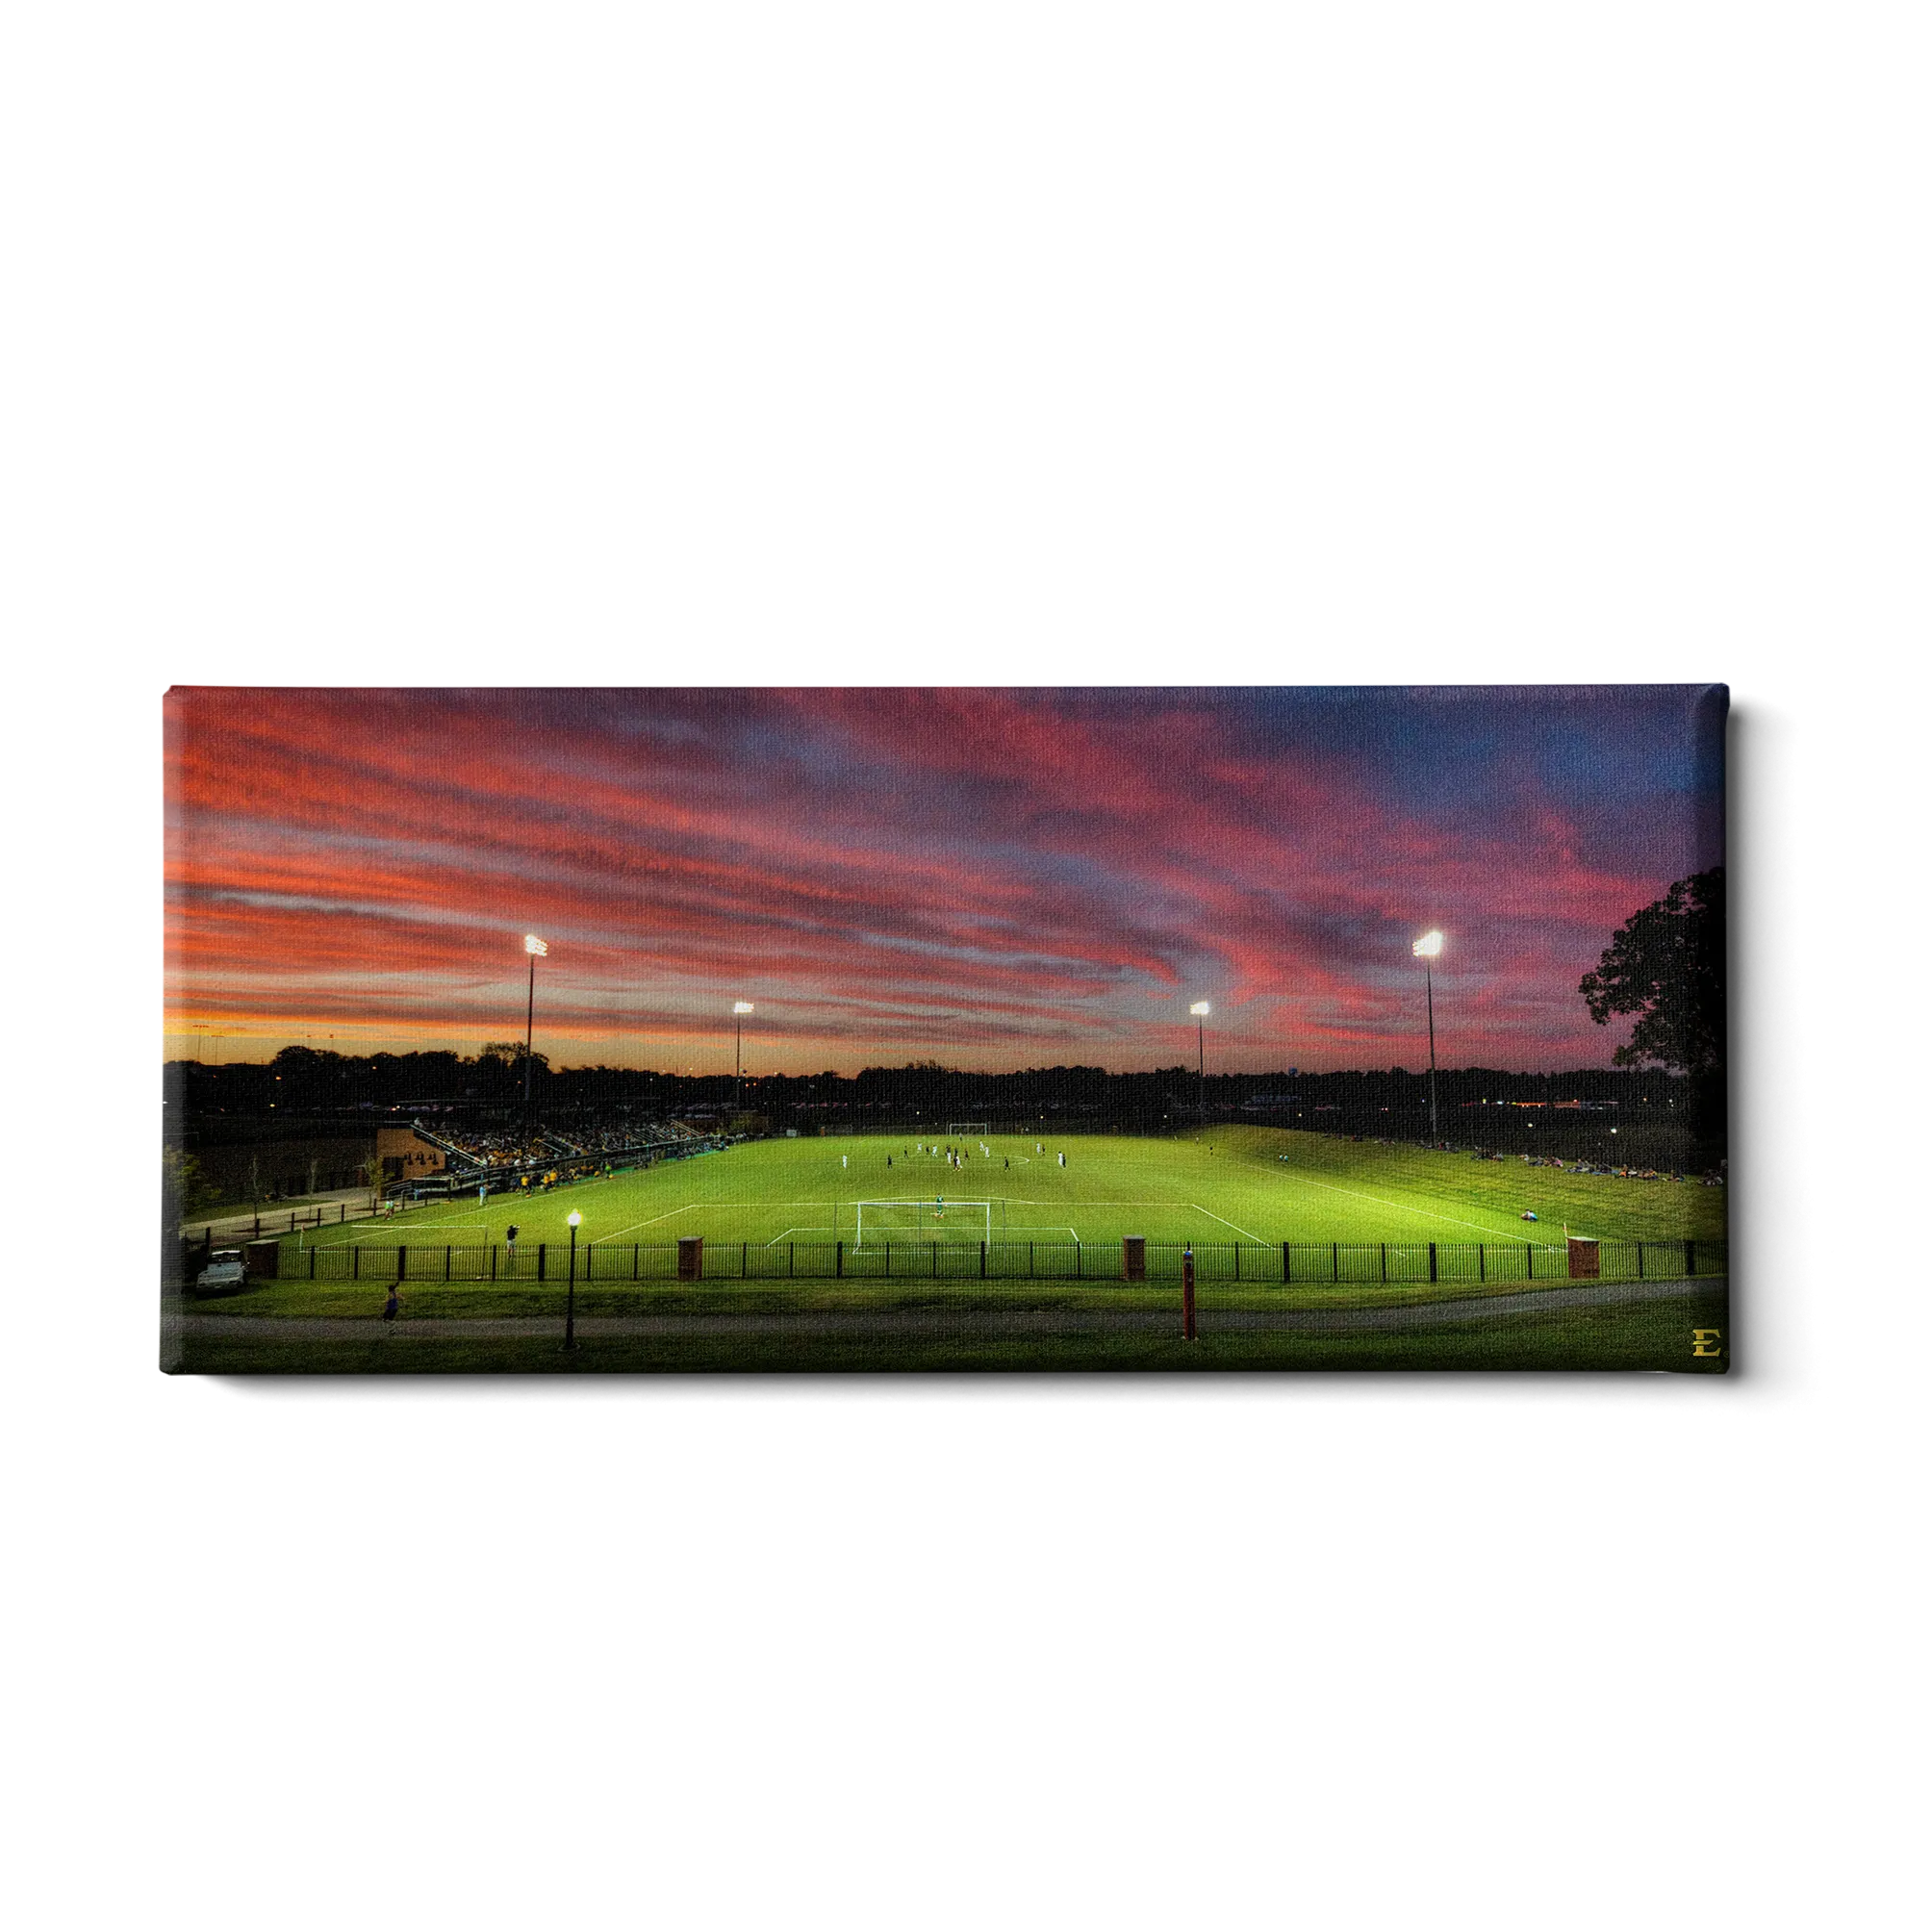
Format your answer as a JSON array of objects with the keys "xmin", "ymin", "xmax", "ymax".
[{"xmin": 382, "ymin": 1283, "xmax": 400, "ymax": 1322}]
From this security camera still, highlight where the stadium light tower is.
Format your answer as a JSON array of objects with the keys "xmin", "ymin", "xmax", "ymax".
[
  {"xmin": 1412, "ymin": 930, "xmax": 1444, "ymax": 1142},
  {"xmin": 732, "ymin": 1002, "xmax": 754, "ymax": 1112},
  {"xmin": 523, "ymin": 934, "xmax": 548, "ymax": 1122},
  {"xmin": 1190, "ymin": 1002, "xmax": 1211, "ymax": 1121}
]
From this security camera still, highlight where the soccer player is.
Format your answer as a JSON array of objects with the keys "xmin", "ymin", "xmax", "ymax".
[
  {"xmin": 1058, "ymin": 1152, "xmax": 1066, "ymax": 1168},
  {"xmin": 842, "ymin": 1154, "xmax": 849, "ymax": 1169},
  {"xmin": 935, "ymin": 1194, "xmax": 945, "ymax": 1221}
]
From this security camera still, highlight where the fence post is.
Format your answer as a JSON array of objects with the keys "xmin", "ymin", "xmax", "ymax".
[
  {"xmin": 1478, "ymin": 1244, "xmax": 1486, "ymax": 1283},
  {"xmin": 1526, "ymin": 1243, "xmax": 1534, "ymax": 1280},
  {"xmin": 790, "ymin": 1241, "xmax": 796, "ymax": 1279},
  {"xmin": 980, "ymin": 1240, "xmax": 987, "ymax": 1278},
  {"xmin": 1234, "ymin": 1243, "xmax": 1241, "ymax": 1282},
  {"xmin": 491, "ymin": 1245, "xmax": 497, "ymax": 1281},
  {"xmin": 1283, "ymin": 1241, "xmax": 1291, "ymax": 1284},
  {"xmin": 835, "ymin": 1240, "xmax": 843, "ymax": 1278},
  {"xmin": 397, "ymin": 1246, "xmax": 408, "ymax": 1282},
  {"xmin": 445, "ymin": 1245, "xmax": 451, "ymax": 1281},
  {"xmin": 1332, "ymin": 1241, "xmax": 1339, "ymax": 1283},
  {"xmin": 538, "ymin": 1243, "xmax": 547, "ymax": 1282},
  {"xmin": 310, "ymin": 1246, "xmax": 318, "ymax": 1280},
  {"xmin": 353, "ymin": 1246, "xmax": 360, "ymax": 1280},
  {"xmin": 1380, "ymin": 1243, "xmax": 1387, "ymax": 1284},
  {"xmin": 743, "ymin": 1240, "xmax": 748, "ymax": 1278},
  {"xmin": 1428, "ymin": 1242, "xmax": 1436, "ymax": 1283},
  {"xmin": 1030, "ymin": 1239, "xmax": 1035, "ymax": 1275},
  {"xmin": 1636, "ymin": 1241, "xmax": 1645, "ymax": 1280}
]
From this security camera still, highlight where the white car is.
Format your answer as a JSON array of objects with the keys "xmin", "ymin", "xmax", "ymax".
[{"xmin": 194, "ymin": 1249, "xmax": 247, "ymax": 1291}]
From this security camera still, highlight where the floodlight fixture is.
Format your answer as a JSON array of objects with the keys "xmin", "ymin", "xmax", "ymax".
[
  {"xmin": 732, "ymin": 1002, "xmax": 757, "ymax": 1110},
  {"xmin": 1412, "ymin": 932, "xmax": 1445, "ymax": 1138},
  {"xmin": 521, "ymin": 935, "xmax": 548, "ymax": 1120},
  {"xmin": 1190, "ymin": 1003, "xmax": 1211, "ymax": 1119}
]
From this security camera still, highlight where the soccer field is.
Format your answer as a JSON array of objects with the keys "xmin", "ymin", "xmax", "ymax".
[{"xmin": 284, "ymin": 1126, "xmax": 1726, "ymax": 1257}]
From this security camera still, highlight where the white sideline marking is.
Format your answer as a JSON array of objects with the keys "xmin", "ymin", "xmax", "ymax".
[
  {"xmin": 767, "ymin": 1226, "xmax": 835, "ymax": 1245},
  {"xmin": 599, "ymin": 1206, "xmax": 699, "ymax": 1240},
  {"xmin": 1268, "ymin": 1172, "xmax": 1533, "ymax": 1240},
  {"xmin": 1191, "ymin": 1204, "xmax": 1267, "ymax": 1242}
]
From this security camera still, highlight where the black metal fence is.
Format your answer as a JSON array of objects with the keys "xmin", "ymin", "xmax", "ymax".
[{"xmin": 271, "ymin": 1235, "xmax": 1728, "ymax": 1286}]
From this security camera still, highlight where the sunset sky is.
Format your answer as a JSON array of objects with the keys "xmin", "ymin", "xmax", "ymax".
[{"xmin": 164, "ymin": 686, "xmax": 1724, "ymax": 1075}]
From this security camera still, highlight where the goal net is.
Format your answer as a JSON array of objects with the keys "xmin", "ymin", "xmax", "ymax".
[
  {"xmin": 946, "ymin": 1122, "xmax": 991, "ymax": 1138},
  {"xmin": 853, "ymin": 1199, "xmax": 1004, "ymax": 1245}
]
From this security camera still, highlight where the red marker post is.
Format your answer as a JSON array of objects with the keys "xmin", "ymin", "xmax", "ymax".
[{"xmin": 1182, "ymin": 1246, "xmax": 1197, "ymax": 1342}]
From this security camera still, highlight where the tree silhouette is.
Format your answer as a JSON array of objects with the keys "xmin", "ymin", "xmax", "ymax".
[{"xmin": 1581, "ymin": 868, "xmax": 1725, "ymax": 1074}]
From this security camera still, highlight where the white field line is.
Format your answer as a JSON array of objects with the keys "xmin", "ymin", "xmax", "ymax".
[
  {"xmin": 1190, "ymin": 1204, "xmax": 1267, "ymax": 1242},
  {"xmin": 767, "ymin": 1226, "xmax": 836, "ymax": 1245},
  {"xmin": 1267, "ymin": 1171, "xmax": 1541, "ymax": 1241},
  {"xmin": 597, "ymin": 1206, "xmax": 700, "ymax": 1241}
]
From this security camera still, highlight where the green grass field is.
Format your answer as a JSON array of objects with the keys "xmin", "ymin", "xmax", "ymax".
[{"xmin": 281, "ymin": 1124, "xmax": 1726, "ymax": 1258}]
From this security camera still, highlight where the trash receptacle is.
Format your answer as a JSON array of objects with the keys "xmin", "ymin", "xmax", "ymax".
[
  {"xmin": 1121, "ymin": 1235, "xmax": 1146, "ymax": 1283},
  {"xmin": 677, "ymin": 1235, "xmax": 704, "ymax": 1281}
]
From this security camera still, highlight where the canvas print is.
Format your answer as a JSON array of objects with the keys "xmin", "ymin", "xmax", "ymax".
[{"xmin": 162, "ymin": 686, "xmax": 1728, "ymax": 1375}]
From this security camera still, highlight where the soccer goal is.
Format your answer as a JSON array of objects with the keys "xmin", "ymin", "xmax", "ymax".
[
  {"xmin": 852, "ymin": 1199, "xmax": 1005, "ymax": 1246},
  {"xmin": 946, "ymin": 1122, "xmax": 991, "ymax": 1138}
]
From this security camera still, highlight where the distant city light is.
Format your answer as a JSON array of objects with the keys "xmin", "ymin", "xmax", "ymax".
[
  {"xmin": 1189, "ymin": 1001, "xmax": 1211, "ymax": 1016},
  {"xmin": 524, "ymin": 934, "xmax": 548, "ymax": 955},
  {"xmin": 1412, "ymin": 930, "xmax": 1444, "ymax": 958}
]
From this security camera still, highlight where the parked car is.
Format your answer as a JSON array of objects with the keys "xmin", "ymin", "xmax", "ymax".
[{"xmin": 194, "ymin": 1249, "xmax": 246, "ymax": 1292}]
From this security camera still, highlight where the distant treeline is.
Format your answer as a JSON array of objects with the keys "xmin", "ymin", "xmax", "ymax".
[{"xmin": 168, "ymin": 1045, "xmax": 1708, "ymax": 1133}]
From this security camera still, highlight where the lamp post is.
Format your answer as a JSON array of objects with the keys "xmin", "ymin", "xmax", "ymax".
[
  {"xmin": 1190, "ymin": 1002, "xmax": 1211, "ymax": 1122},
  {"xmin": 565, "ymin": 1208, "xmax": 581, "ymax": 1349},
  {"xmin": 522, "ymin": 934, "xmax": 547, "ymax": 1123},
  {"xmin": 1412, "ymin": 931, "xmax": 1444, "ymax": 1142},
  {"xmin": 732, "ymin": 1002, "xmax": 754, "ymax": 1113}
]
